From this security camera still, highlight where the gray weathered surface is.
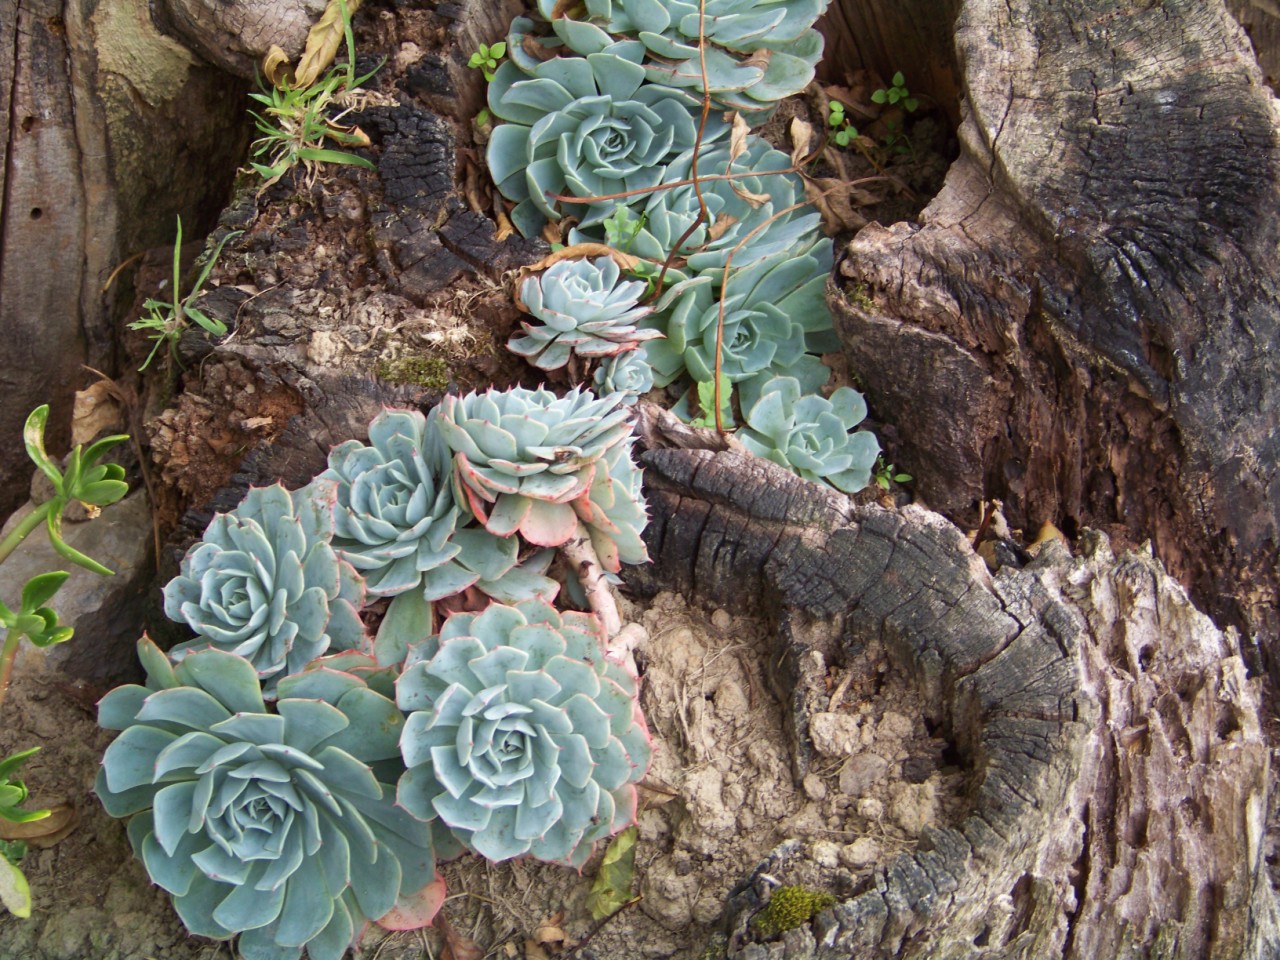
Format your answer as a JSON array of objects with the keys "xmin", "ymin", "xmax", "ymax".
[
  {"xmin": 637, "ymin": 448, "xmax": 1277, "ymax": 958},
  {"xmin": 836, "ymin": 0, "xmax": 1280, "ymax": 661}
]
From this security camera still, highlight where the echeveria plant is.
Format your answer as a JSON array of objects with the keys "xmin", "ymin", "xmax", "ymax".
[
  {"xmin": 163, "ymin": 482, "xmax": 366, "ymax": 689},
  {"xmin": 320, "ymin": 409, "xmax": 460, "ymax": 599},
  {"xmin": 510, "ymin": 257, "xmax": 660, "ymax": 370},
  {"xmin": 644, "ymin": 247, "xmax": 837, "ymax": 394},
  {"xmin": 573, "ymin": 438, "xmax": 650, "ymax": 573},
  {"xmin": 96, "ymin": 640, "xmax": 441, "ymax": 960},
  {"xmin": 593, "ymin": 348, "xmax": 654, "ymax": 405},
  {"xmin": 396, "ymin": 600, "xmax": 651, "ymax": 866},
  {"xmin": 528, "ymin": 0, "xmax": 828, "ymax": 117},
  {"xmin": 486, "ymin": 38, "xmax": 722, "ymax": 236},
  {"xmin": 738, "ymin": 376, "xmax": 880, "ymax": 494},
  {"xmin": 435, "ymin": 387, "xmax": 633, "ymax": 546}
]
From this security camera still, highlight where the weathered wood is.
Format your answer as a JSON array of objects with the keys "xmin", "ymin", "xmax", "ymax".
[
  {"xmin": 1227, "ymin": 0, "xmax": 1280, "ymax": 87},
  {"xmin": 636, "ymin": 447, "xmax": 1277, "ymax": 958},
  {"xmin": 835, "ymin": 0, "xmax": 1280, "ymax": 662},
  {"xmin": 0, "ymin": 0, "xmax": 246, "ymax": 518}
]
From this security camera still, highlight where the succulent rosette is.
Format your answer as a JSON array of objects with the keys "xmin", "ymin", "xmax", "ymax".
[
  {"xmin": 573, "ymin": 438, "xmax": 650, "ymax": 573},
  {"xmin": 96, "ymin": 639, "xmax": 442, "ymax": 960},
  {"xmin": 528, "ymin": 0, "xmax": 827, "ymax": 117},
  {"xmin": 510, "ymin": 257, "xmax": 660, "ymax": 370},
  {"xmin": 593, "ymin": 348, "xmax": 654, "ymax": 405},
  {"xmin": 434, "ymin": 386, "xmax": 634, "ymax": 547},
  {"xmin": 486, "ymin": 38, "xmax": 724, "ymax": 237},
  {"xmin": 572, "ymin": 136, "xmax": 825, "ymax": 277},
  {"xmin": 643, "ymin": 248, "xmax": 836, "ymax": 393},
  {"xmin": 738, "ymin": 376, "xmax": 880, "ymax": 494},
  {"xmin": 396, "ymin": 600, "xmax": 651, "ymax": 866},
  {"xmin": 163, "ymin": 482, "xmax": 366, "ymax": 690}
]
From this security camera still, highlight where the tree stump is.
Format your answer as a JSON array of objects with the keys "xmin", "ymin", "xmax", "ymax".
[
  {"xmin": 831, "ymin": 0, "xmax": 1280, "ymax": 668},
  {"xmin": 634, "ymin": 445, "xmax": 1277, "ymax": 959}
]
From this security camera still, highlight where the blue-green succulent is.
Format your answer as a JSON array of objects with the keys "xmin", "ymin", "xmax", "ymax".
[
  {"xmin": 572, "ymin": 136, "xmax": 824, "ymax": 277},
  {"xmin": 486, "ymin": 39, "xmax": 724, "ymax": 237},
  {"xmin": 319, "ymin": 409, "xmax": 555, "ymax": 606},
  {"xmin": 572, "ymin": 437, "xmax": 650, "ymax": 573},
  {"xmin": 738, "ymin": 376, "xmax": 880, "ymax": 494},
  {"xmin": 396, "ymin": 600, "xmax": 651, "ymax": 866},
  {"xmin": 528, "ymin": 0, "xmax": 828, "ymax": 117},
  {"xmin": 593, "ymin": 348, "xmax": 654, "ymax": 405},
  {"xmin": 643, "ymin": 246, "xmax": 837, "ymax": 394},
  {"xmin": 163, "ymin": 483, "xmax": 366, "ymax": 690},
  {"xmin": 435, "ymin": 386, "xmax": 635, "ymax": 548},
  {"xmin": 96, "ymin": 639, "xmax": 442, "ymax": 960},
  {"xmin": 510, "ymin": 257, "xmax": 660, "ymax": 370}
]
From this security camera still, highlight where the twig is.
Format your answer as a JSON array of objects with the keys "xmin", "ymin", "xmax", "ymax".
[{"xmin": 562, "ymin": 896, "xmax": 643, "ymax": 958}]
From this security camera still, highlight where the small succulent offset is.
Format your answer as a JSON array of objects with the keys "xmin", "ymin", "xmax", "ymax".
[
  {"xmin": 434, "ymin": 386, "xmax": 634, "ymax": 547},
  {"xmin": 396, "ymin": 600, "xmax": 651, "ymax": 866},
  {"xmin": 738, "ymin": 377, "xmax": 880, "ymax": 495},
  {"xmin": 510, "ymin": 258, "xmax": 660, "ymax": 370},
  {"xmin": 486, "ymin": 38, "xmax": 722, "ymax": 237},
  {"xmin": 593, "ymin": 348, "xmax": 654, "ymax": 405},
  {"xmin": 163, "ymin": 482, "xmax": 366, "ymax": 689},
  {"xmin": 96, "ymin": 640, "xmax": 441, "ymax": 960}
]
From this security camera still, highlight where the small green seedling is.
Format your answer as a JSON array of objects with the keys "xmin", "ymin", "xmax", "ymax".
[
  {"xmin": 871, "ymin": 72, "xmax": 918, "ymax": 112},
  {"xmin": 249, "ymin": 0, "xmax": 383, "ymax": 190},
  {"xmin": 690, "ymin": 375, "xmax": 735, "ymax": 430},
  {"xmin": 827, "ymin": 101, "xmax": 859, "ymax": 148},
  {"xmin": 128, "ymin": 217, "xmax": 243, "ymax": 371},
  {"xmin": 467, "ymin": 42, "xmax": 506, "ymax": 82},
  {"xmin": 874, "ymin": 455, "xmax": 912, "ymax": 492},
  {"xmin": 0, "ymin": 748, "xmax": 45, "ymax": 920},
  {"xmin": 603, "ymin": 205, "xmax": 645, "ymax": 252}
]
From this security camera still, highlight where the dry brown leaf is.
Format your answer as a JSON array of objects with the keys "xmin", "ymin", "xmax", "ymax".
[
  {"xmin": 0, "ymin": 803, "xmax": 77, "ymax": 848},
  {"xmin": 533, "ymin": 912, "xmax": 568, "ymax": 945},
  {"xmin": 295, "ymin": 0, "xmax": 363, "ymax": 89},
  {"xmin": 549, "ymin": 0, "xmax": 578, "ymax": 19},
  {"xmin": 741, "ymin": 48, "xmax": 771, "ymax": 72},
  {"xmin": 71, "ymin": 381, "xmax": 122, "ymax": 447},
  {"xmin": 438, "ymin": 912, "xmax": 484, "ymax": 960},
  {"xmin": 789, "ymin": 117, "xmax": 814, "ymax": 168},
  {"xmin": 262, "ymin": 45, "xmax": 293, "ymax": 87},
  {"xmin": 727, "ymin": 111, "xmax": 751, "ymax": 165},
  {"xmin": 706, "ymin": 214, "xmax": 738, "ymax": 242},
  {"xmin": 524, "ymin": 943, "xmax": 552, "ymax": 960},
  {"xmin": 730, "ymin": 182, "xmax": 772, "ymax": 207},
  {"xmin": 494, "ymin": 206, "xmax": 515, "ymax": 243},
  {"xmin": 803, "ymin": 175, "xmax": 871, "ymax": 234}
]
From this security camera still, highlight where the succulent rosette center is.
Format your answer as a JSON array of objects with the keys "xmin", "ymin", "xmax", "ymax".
[{"xmin": 397, "ymin": 601, "xmax": 651, "ymax": 867}]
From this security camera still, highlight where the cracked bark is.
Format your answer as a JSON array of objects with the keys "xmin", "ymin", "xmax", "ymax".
[
  {"xmin": 833, "ymin": 0, "xmax": 1280, "ymax": 677},
  {"xmin": 634, "ymin": 447, "xmax": 1276, "ymax": 959}
]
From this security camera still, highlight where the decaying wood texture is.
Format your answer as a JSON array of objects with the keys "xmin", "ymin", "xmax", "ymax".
[
  {"xmin": 1228, "ymin": 0, "xmax": 1280, "ymax": 87},
  {"xmin": 834, "ymin": 0, "xmax": 1280, "ymax": 667},
  {"xmin": 0, "ymin": 0, "xmax": 245, "ymax": 516},
  {"xmin": 636, "ymin": 447, "xmax": 1277, "ymax": 959}
]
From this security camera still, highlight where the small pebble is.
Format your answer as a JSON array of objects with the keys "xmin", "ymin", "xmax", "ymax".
[
  {"xmin": 711, "ymin": 609, "xmax": 732, "ymax": 630},
  {"xmin": 802, "ymin": 773, "xmax": 828, "ymax": 801}
]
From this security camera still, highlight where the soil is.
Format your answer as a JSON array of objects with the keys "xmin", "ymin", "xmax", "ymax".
[{"xmin": 0, "ymin": 585, "xmax": 958, "ymax": 960}]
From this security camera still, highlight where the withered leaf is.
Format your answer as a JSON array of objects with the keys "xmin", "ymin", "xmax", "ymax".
[{"xmin": 295, "ymin": 0, "xmax": 363, "ymax": 88}]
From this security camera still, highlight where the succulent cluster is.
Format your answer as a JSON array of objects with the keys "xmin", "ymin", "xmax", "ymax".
[
  {"xmin": 98, "ymin": 394, "xmax": 652, "ymax": 958},
  {"xmin": 397, "ymin": 601, "xmax": 651, "ymax": 866}
]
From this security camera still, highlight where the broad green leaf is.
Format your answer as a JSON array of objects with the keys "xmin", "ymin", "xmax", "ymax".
[
  {"xmin": 22, "ymin": 406, "xmax": 62, "ymax": 490},
  {"xmin": 585, "ymin": 826, "xmax": 637, "ymax": 920},
  {"xmin": 20, "ymin": 572, "xmax": 67, "ymax": 615}
]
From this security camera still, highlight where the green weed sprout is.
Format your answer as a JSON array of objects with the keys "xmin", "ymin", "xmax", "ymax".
[
  {"xmin": 249, "ymin": 0, "xmax": 384, "ymax": 190},
  {"xmin": 871, "ymin": 72, "xmax": 918, "ymax": 112},
  {"xmin": 128, "ymin": 217, "xmax": 242, "ymax": 371},
  {"xmin": 467, "ymin": 41, "xmax": 506, "ymax": 82},
  {"xmin": 0, "ymin": 406, "xmax": 128, "ymax": 916},
  {"xmin": 874, "ymin": 455, "xmax": 913, "ymax": 492},
  {"xmin": 603, "ymin": 205, "xmax": 645, "ymax": 252},
  {"xmin": 827, "ymin": 101, "xmax": 858, "ymax": 148}
]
